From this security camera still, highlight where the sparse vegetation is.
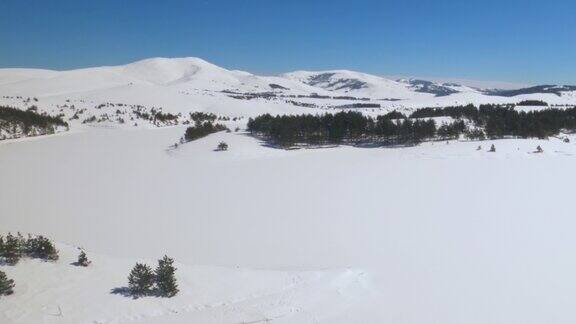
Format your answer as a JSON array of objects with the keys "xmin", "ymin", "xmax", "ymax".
[
  {"xmin": 216, "ymin": 141, "xmax": 229, "ymax": 151},
  {"xmin": 0, "ymin": 233, "xmax": 59, "ymax": 265}
]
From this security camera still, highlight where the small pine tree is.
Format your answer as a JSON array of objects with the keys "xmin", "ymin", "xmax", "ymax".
[
  {"xmin": 0, "ymin": 270, "xmax": 15, "ymax": 296},
  {"xmin": 32, "ymin": 236, "xmax": 59, "ymax": 261},
  {"xmin": 155, "ymin": 255, "xmax": 179, "ymax": 297},
  {"xmin": 0, "ymin": 236, "xmax": 4, "ymax": 259},
  {"xmin": 3, "ymin": 233, "xmax": 22, "ymax": 265},
  {"xmin": 217, "ymin": 141, "xmax": 228, "ymax": 151},
  {"xmin": 128, "ymin": 263, "xmax": 154, "ymax": 297},
  {"xmin": 77, "ymin": 250, "xmax": 90, "ymax": 267}
]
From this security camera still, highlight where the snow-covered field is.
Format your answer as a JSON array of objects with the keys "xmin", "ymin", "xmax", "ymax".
[
  {"xmin": 2, "ymin": 125, "xmax": 576, "ymax": 323},
  {"xmin": 2, "ymin": 57, "xmax": 576, "ymax": 323}
]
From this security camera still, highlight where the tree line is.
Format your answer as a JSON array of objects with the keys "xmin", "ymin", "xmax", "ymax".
[
  {"xmin": 409, "ymin": 104, "xmax": 576, "ymax": 139},
  {"xmin": 0, "ymin": 105, "xmax": 68, "ymax": 134},
  {"xmin": 247, "ymin": 111, "xmax": 463, "ymax": 146},
  {"xmin": 247, "ymin": 104, "xmax": 576, "ymax": 147}
]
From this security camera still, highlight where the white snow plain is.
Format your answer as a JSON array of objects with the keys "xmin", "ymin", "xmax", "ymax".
[{"xmin": 2, "ymin": 126, "xmax": 576, "ymax": 323}]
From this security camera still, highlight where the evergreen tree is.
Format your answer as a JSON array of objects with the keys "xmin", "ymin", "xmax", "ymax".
[
  {"xmin": 2, "ymin": 233, "xmax": 22, "ymax": 265},
  {"xmin": 29, "ymin": 235, "xmax": 59, "ymax": 261},
  {"xmin": 128, "ymin": 263, "xmax": 154, "ymax": 297},
  {"xmin": 0, "ymin": 236, "xmax": 4, "ymax": 259},
  {"xmin": 77, "ymin": 250, "xmax": 90, "ymax": 267},
  {"xmin": 216, "ymin": 141, "xmax": 229, "ymax": 151},
  {"xmin": 0, "ymin": 270, "xmax": 14, "ymax": 296},
  {"xmin": 155, "ymin": 255, "xmax": 179, "ymax": 297}
]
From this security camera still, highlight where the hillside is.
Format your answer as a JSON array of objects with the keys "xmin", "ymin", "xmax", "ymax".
[{"xmin": 0, "ymin": 58, "xmax": 575, "ymax": 138}]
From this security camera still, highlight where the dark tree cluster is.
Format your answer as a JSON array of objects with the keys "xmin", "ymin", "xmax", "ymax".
[
  {"xmin": 153, "ymin": 112, "xmax": 179, "ymax": 122},
  {"xmin": 408, "ymin": 104, "xmax": 485, "ymax": 119},
  {"xmin": 331, "ymin": 103, "xmax": 381, "ymax": 109},
  {"xmin": 382, "ymin": 110, "xmax": 407, "ymax": 119},
  {"xmin": 127, "ymin": 255, "xmax": 179, "ymax": 298},
  {"xmin": 184, "ymin": 122, "xmax": 228, "ymax": 142},
  {"xmin": 0, "ymin": 233, "xmax": 59, "ymax": 265},
  {"xmin": 411, "ymin": 104, "xmax": 576, "ymax": 139},
  {"xmin": 248, "ymin": 104, "xmax": 576, "ymax": 147},
  {"xmin": 189, "ymin": 112, "xmax": 217, "ymax": 123},
  {"xmin": 247, "ymin": 111, "xmax": 449, "ymax": 147},
  {"xmin": 0, "ymin": 105, "xmax": 68, "ymax": 133},
  {"xmin": 517, "ymin": 100, "xmax": 548, "ymax": 106}
]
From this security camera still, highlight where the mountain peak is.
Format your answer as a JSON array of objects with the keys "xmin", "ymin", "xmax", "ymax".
[{"xmin": 121, "ymin": 57, "xmax": 227, "ymax": 85}]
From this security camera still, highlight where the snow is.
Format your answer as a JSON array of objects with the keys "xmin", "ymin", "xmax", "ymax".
[
  {"xmin": 2, "ymin": 57, "xmax": 576, "ymax": 323},
  {"xmin": 1, "ymin": 243, "xmax": 370, "ymax": 324},
  {"xmin": 2, "ymin": 125, "xmax": 576, "ymax": 323},
  {"xmin": 0, "ymin": 57, "xmax": 575, "ymax": 127}
]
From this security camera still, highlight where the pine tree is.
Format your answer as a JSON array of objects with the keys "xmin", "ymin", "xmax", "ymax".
[
  {"xmin": 216, "ymin": 141, "xmax": 228, "ymax": 151},
  {"xmin": 155, "ymin": 255, "xmax": 179, "ymax": 297},
  {"xmin": 32, "ymin": 235, "xmax": 59, "ymax": 261},
  {"xmin": 0, "ymin": 270, "xmax": 15, "ymax": 296},
  {"xmin": 3, "ymin": 233, "xmax": 22, "ymax": 265},
  {"xmin": 128, "ymin": 263, "xmax": 154, "ymax": 297},
  {"xmin": 0, "ymin": 236, "xmax": 4, "ymax": 259},
  {"xmin": 77, "ymin": 250, "xmax": 90, "ymax": 267}
]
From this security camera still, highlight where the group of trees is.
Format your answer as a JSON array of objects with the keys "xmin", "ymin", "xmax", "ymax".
[
  {"xmin": 410, "ymin": 104, "xmax": 576, "ymax": 139},
  {"xmin": 247, "ymin": 111, "xmax": 465, "ymax": 147},
  {"xmin": 189, "ymin": 112, "xmax": 218, "ymax": 123},
  {"xmin": 247, "ymin": 104, "xmax": 576, "ymax": 147},
  {"xmin": 0, "ymin": 105, "xmax": 68, "ymax": 135},
  {"xmin": 518, "ymin": 100, "xmax": 548, "ymax": 106},
  {"xmin": 184, "ymin": 121, "xmax": 228, "ymax": 142},
  {"xmin": 128, "ymin": 255, "xmax": 179, "ymax": 298},
  {"xmin": 0, "ymin": 233, "xmax": 59, "ymax": 265},
  {"xmin": 0, "ymin": 233, "xmax": 61, "ymax": 297}
]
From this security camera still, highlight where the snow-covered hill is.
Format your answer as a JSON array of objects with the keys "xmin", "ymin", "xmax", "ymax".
[
  {"xmin": 1, "ymin": 57, "xmax": 576, "ymax": 141},
  {"xmin": 1, "ymin": 57, "xmax": 575, "ymax": 120}
]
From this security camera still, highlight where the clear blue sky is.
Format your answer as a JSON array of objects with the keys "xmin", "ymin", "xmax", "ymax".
[{"xmin": 1, "ymin": 0, "xmax": 575, "ymax": 84}]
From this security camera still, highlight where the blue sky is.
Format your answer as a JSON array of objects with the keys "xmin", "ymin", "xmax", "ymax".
[{"xmin": 1, "ymin": 0, "xmax": 575, "ymax": 84}]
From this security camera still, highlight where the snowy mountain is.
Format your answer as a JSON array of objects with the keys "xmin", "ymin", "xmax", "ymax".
[
  {"xmin": 1, "ymin": 57, "xmax": 576, "ymax": 134},
  {"xmin": 0, "ymin": 57, "xmax": 325, "ymax": 97},
  {"xmin": 283, "ymin": 70, "xmax": 425, "ymax": 99},
  {"xmin": 2, "ymin": 56, "xmax": 576, "ymax": 104}
]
